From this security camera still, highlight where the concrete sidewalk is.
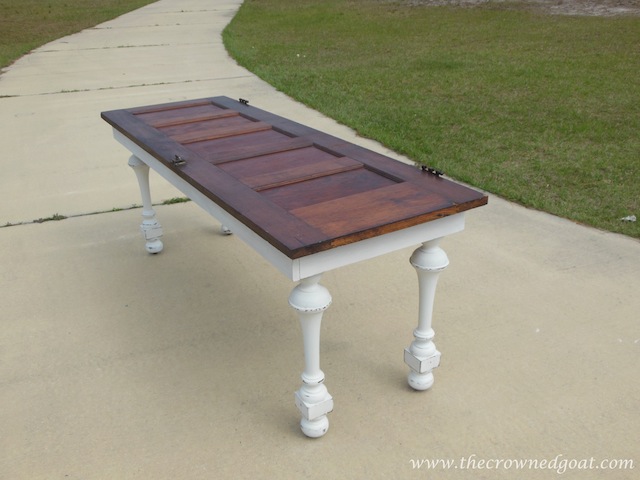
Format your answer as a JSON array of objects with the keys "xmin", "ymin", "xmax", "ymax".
[{"xmin": 1, "ymin": 1, "xmax": 638, "ymax": 478}]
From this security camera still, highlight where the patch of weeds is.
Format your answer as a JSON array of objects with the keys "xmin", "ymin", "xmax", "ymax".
[
  {"xmin": 33, "ymin": 213, "xmax": 67, "ymax": 223},
  {"xmin": 110, "ymin": 204, "xmax": 141, "ymax": 212},
  {"xmin": 162, "ymin": 197, "xmax": 190, "ymax": 205}
]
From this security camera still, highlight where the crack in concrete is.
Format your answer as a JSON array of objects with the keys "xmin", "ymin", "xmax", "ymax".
[
  {"xmin": 1, "ymin": 199, "xmax": 192, "ymax": 229},
  {"xmin": 0, "ymin": 75, "xmax": 253, "ymax": 98}
]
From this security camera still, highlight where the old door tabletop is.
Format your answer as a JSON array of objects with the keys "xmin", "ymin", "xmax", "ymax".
[
  {"xmin": 102, "ymin": 96, "xmax": 487, "ymax": 438},
  {"xmin": 102, "ymin": 96, "xmax": 486, "ymax": 268}
]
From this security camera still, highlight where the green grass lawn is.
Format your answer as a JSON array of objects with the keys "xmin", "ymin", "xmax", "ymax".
[
  {"xmin": 0, "ymin": 0, "xmax": 157, "ymax": 69},
  {"xmin": 223, "ymin": 0, "xmax": 640, "ymax": 238}
]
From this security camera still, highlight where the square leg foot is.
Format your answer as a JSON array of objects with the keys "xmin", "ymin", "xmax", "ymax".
[
  {"xmin": 404, "ymin": 348, "xmax": 441, "ymax": 374},
  {"xmin": 294, "ymin": 391, "xmax": 334, "ymax": 421}
]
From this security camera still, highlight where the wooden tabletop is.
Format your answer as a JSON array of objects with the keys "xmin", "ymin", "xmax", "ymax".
[{"xmin": 102, "ymin": 96, "xmax": 487, "ymax": 259}]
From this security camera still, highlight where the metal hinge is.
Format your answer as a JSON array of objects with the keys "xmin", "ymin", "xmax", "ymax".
[
  {"xmin": 172, "ymin": 155, "xmax": 187, "ymax": 166},
  {"xmin": 416, "ymin": 164, "xmax": 443, "ymax": 177}
]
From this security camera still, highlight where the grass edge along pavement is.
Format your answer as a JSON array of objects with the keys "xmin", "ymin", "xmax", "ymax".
[{"xmin": 223, "ymin": 0, "xmax": 640, "ymax": 239}]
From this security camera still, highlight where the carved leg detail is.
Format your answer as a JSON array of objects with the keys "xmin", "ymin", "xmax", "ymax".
[
  {"xmin": 128, "ymin": 155, "xmax": 163, "ymax": 254},
  {"xmin": 405, "ymin": 239, "xmax": 449, "ymax": 391},
  {"xmin": 289, "ymin": 274, "xmax": 333, "ymax": 438}
]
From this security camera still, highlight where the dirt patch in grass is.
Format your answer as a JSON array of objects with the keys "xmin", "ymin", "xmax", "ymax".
[{"xmin": 405, "ymin": 0, "xmax": 640, "ymax": 16}]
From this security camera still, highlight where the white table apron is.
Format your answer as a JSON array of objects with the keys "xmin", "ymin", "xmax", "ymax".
[{"xmin": 115, "ymin": 129, "xmax": 464, "ymax": 438}]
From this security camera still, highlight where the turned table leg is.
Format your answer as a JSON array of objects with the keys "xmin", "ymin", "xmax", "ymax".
[
  {"xmin": 289, "ymin": 274, "xmax": 334, "ymax": 438},
  {"xmin": 404, "ymin": 239, "xmax": 449, "ymax": 391},
  {"xmin": 128, "ymin": 155, "xmax": 163, "ymax": 254}
]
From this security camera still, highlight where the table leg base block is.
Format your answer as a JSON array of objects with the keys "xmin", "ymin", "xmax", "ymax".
[
  {"xmin": 295, "ymin": 391, "xmax": 333, "ymax": 438},
  {"xmin": 404, "ymin": 348, "xmax": 441, "ymax": 374},
  {"xmin": 140, "ymin": 225, "xmax": 163, "ymax": 254},
  {"xmin": 141, "ymin": 224, "xmax": 163, "ymax": 240},
  {"xmin": 404, "ymin": 348, "xmax": 440, "ymax": 391},
  {"xmin": 295, "ymin": 390, "xmax": 334, "ymax": 421}
]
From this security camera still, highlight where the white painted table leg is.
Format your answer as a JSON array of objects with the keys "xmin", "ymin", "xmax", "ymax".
[
  {"xmin": 128, "ymin": 155, "xmax": 163, "ymax": 254},
  {"xmin": 404, "ymin": 239, "xmax": 449, "ymax": 391},
  {"xmin": 289, "ymin": 274, "xmax": 334, "ymax": 438}
]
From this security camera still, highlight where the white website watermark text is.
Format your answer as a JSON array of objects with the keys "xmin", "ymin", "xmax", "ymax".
[{"xmin": 409, "ymin": 454, "xmax": 634, "ymax": 475}]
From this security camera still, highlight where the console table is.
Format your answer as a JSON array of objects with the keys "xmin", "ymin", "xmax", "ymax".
[{"xmin": 102, "ymin": 96, "xmax": 487, "ymax": 438}]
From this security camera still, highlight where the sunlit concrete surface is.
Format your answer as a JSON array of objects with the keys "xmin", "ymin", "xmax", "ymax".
[{"xmin": 1, "ymin": 1, "xmax": 638, "ymax": 478}]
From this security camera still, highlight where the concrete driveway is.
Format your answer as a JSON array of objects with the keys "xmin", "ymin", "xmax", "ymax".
[{"xmin": 1, "ymin": 1, "xmax": 638, "ymax": 478}]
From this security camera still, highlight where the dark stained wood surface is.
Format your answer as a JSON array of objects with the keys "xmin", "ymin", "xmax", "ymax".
[{"xmin": 102, "ymin": 96, "xmax": 488, "ymax": 259}]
